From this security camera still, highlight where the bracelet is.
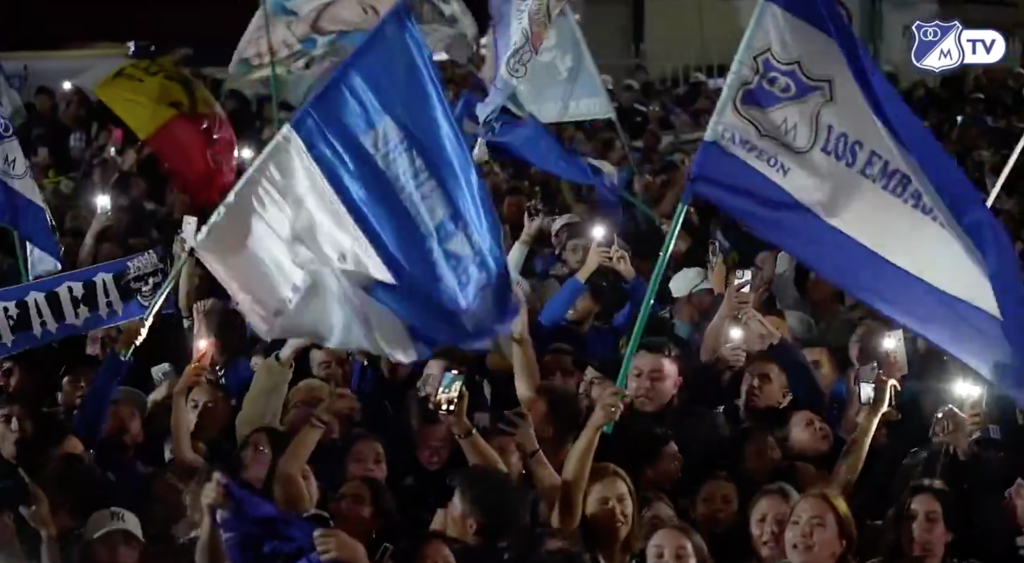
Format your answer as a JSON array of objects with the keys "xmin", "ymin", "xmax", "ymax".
[{"xmin": 454, "ymin": 427, "xmax": 477, "ymax": 441}]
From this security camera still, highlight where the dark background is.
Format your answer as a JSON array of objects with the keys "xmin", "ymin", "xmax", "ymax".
[{"xmin": 3, "ymin": 0, "xmax": 490, "ymax": 65}]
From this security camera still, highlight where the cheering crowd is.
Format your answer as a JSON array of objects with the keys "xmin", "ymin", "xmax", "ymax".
[{"xmin": 4, "ymin": 39, "xmax": 1024, "ymax": 563}]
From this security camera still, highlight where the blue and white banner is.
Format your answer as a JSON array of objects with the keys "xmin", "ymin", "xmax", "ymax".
[
  {"xmin": 478, "ymin": 0, "xmax": 613, "ymax": 124},
  {"xmin": 688, "ymin": 0, "xmax": 1024, "ymax": 400},
  {"xmin": 197, "ymin": 4, "xmax": 515, "ymax": 363},
  {"xmin": 0, "ymin": 68, "xmax": 61, "ymax": 279},
  {"xmin": 0, "ymin": 248, "xmax": 172, "ymax": 357}
]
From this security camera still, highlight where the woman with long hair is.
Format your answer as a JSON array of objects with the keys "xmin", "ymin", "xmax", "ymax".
[
  {"xmin": 328, "ymin": 476, "xmax": 402, "ymax": 559},
  {"xmin": 867, "ymin": 480, "xmax": 978, "ymax": 563},
  {"xmin": 784, "ymin": 489, "xmax": 858, "ymax": 563},
  {"xmin": 555, "ymin": 386, "xmax": 638, "ymax": 563}
]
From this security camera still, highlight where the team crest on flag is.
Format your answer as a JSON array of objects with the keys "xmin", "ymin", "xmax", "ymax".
[
  {"xmin": 911, "ymin": 20, "xmax": 964, "ymax": 73},
  {"xmin": 0, "ymin": 104, "xmax": 28, "ymax": 182},
  {"xmin": 733, "ymin": 49, "xmax": 833, "ymax": 154}
]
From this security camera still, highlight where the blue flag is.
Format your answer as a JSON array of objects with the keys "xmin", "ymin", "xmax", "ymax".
[
  {"xmin": 0, "ymin": 67, "xmax": 61, "ymax": 279},
  {"xmin": 197, "ymin": 3, "xmax": 515, "ymax": 363},
  {"xmin": 482, "ymin": 112, "xmax": 620, "ymax": 215},
  {"xmin": 220, "ymin": 482, "xmax": 320, "ymax": 563},
  {"xmin": 688, "ymin": 0, "xmax": 1024, "ymax": 400},
  {"xmin": 0, "ymin": 248, "xmax": 173, "ymax": 357}
]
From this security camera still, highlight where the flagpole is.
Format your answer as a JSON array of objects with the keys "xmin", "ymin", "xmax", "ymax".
[
  {"xmin": 122, "ymin": 253, "xmax": 188, "ymax": 360},
  {"xmin": 11, "ymin": 230, "xmax": 27, "ymax": 284},
  {"xmin": 262, "ymin": 0, "xmax": 281, "ymax": 131},
  {"xmin": 985, "ymin": 130, "xmax": 1024, "ymax": 208},
  {"xmin": 604, "ymin": 189, "xmax": 691, "ymax": 434}
]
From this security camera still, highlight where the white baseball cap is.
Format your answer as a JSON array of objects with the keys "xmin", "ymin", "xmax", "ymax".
[
  {"xmin": 669, "ymin": 268, "xmax": 713, "ymax": 298},
  {"xmin": 84, "ymin": 508, "xmax": 144, "ymax": 543}
]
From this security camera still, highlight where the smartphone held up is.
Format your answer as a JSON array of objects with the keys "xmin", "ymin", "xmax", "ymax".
[{"xmin": 433, "ymin": 369, "xmax": 465, "ymax": 415}]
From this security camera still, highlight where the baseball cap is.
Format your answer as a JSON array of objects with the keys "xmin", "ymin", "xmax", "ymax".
[
  {"xmin": 84, "ymin": 507, "xmax": 145, "ymax": 542},
  {"xmin": 669, "ymin": 268, "xmax": 713, "ymax": 298},
  {"xmin": 111, "ymin": 387, "xmax": 148, "ymax": 418},
  {"xmin": 551, "ymin": 214, "xmax": 581, "ymax": 236}
]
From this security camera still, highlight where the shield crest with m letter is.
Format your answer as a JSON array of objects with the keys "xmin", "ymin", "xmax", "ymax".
[
  {"xmin": 911, "ymin": 20, "xmax": 964, "ymax": 73},
  {"xmin": 733, "ymin": 49, "xmax": 833, "ymax": 154}
]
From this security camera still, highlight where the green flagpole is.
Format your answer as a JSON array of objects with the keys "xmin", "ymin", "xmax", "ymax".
[
  {"xmin": 604, "ymin": 190, "xmax": 691, "ymax": 433},
  {"xmin": 262, "ymin": 0, "xmax": 281, "ymax": 131},
  {"xmin": 11, "ymin": 230, "xmax": 27, "ymax": 284}
]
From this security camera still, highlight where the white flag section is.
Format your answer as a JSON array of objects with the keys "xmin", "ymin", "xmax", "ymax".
[
  {"xmin": 478, "ymin": 0, "xmax": 613, "ymax": 123},
  {"xmin": 688, "ymin": 0, "xmax": 1024, "ymax": 400},
  {"xmin": 0, "ymin": 70, "xmax": 61, "ymax": 280},
  {"xmin": 511, "ymin": 7, "xmax": 615, "ymax": 123},
  {"xmin": 197, "ymin": 5, "xmax": 514, "ymax": 362}
]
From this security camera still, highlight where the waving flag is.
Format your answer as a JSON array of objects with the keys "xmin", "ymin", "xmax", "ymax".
[
  {"xmin": 688, "ymin": 0, "xmax": 1024, "ymax": 400},
  {"xmin": 478, "ymin": 0, "xmax": 612, "ymax": 124},
  {"xmin": 96, "ymin": 59, "xmax": 237, "ymax": 213},
  {"xmin": 0, "ymin": 68, "xmax": 61, "ymax": 279},
  {"xmin": 197, "ymin": 3, "xmax": 515, "ymax": 363}
]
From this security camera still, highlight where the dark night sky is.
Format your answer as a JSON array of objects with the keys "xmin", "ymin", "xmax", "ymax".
[{"xmin": 4, "ymin": 0, "xmax": 489, "ymax": 65}]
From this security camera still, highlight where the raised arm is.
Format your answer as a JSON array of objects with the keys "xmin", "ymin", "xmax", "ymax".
[
  {"xmin": 554, "ymin": 387, "xmax": 624, "ymax": 531},
  {"xmin": 829, "ymin": 373, "xmax": 898, "ymax": 497}
]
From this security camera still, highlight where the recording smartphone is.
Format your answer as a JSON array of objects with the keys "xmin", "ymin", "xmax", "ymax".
[
  {"xmin": 881, "ymin": 329, "xmax": 908, "ymax": 377},
  {"xmin": 181, "ymin": 215, "xmax": 199, "ymax": 248},
  {"xmin": 36, "ymin": 146, "xmax": 49, "ymax": 161},
  {"xmin": 956, "ymin": 115, "xmax": 964, "ymax": 126},
  {"xmin": 433, "ymin": 369, "xmax": 465, "ymax": 414},
  {"xmin": 707, "ymin": 240, "xmax": 721, "ymax": 270},
  {"xmin": 150, "ymin": 363, "xmax": 176, "ymax": 385},
  {"xmin": 591, "ymin": 223, "xmax": 608, "ymax": 243},
  {"xmin": 526, "ymin": 199, "xmax": 545, "ymax": 219},
  {"xmin": 857, "ymin": 362, "xmax": 897, "ymax": 407},
  {"xmin": 856, "ymin": 362, "xmax": 879, "ymax": 405},
  {"xmin": 954, "ymin": 378, "xmax": 986, "ymax": 413},
  {"xmin": 734, "ymin": 269, "xmax": 752, "ymax": 293},
  {"xmin": 95, "ymin": 193, "xmax": 111, "ymax": 213}
]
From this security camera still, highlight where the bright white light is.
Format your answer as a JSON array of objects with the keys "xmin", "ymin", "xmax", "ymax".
[
  {"xmin": 61, "ymin": 80, "xmax": 73, "ymax": 92},
  {"xmin": 953, "ymin": 379, "xmax": 982, "ymax": 400},
  {"xmin": 882, "ymin": 335, "xmax": 896, "ymax": 350},
  {"xmin": 432, "ymin": 51, "xmax": 451, "ymax": 61},
  {"xmin": 591, "ymin": 225, "xmax": 606, "ymax": 241},
  {"xmin": 728, "ymin": 327, "xmax": 744, "ymax": 341},
  {"xmin": 198, "ymin": 338, "xmax": 210, "ymax": 351},
  {"xmin": 238, "ymin": 146, "xmax": 255, "ymax": 161},
  {"xmin": 108, "ymin": 146, "xmax": 116, "ymax": 157},
  {"xmin": 94, "ymin": 194, "xmax": 111, "ymax": 212}
]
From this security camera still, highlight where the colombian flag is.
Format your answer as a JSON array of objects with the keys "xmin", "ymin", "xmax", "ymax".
[{"xmin": 96, "ymin": 59, "xmax": 237, "ymax": 212}]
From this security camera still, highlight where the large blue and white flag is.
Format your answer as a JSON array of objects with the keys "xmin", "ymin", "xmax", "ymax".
[
  {"xmin": 478, "ymin": 0, "xmax": 613, "ymax": 124},
  {"xmin": 688, "ymin": 0, "xmax": 1024, "ymax": 400},
  {"xmin": 0, "ymin": 68, "xmax": 61, "ymax": 279},
  {"xmin": 196, "ymin": 4, "xmax": 515, "ymax": 363}
]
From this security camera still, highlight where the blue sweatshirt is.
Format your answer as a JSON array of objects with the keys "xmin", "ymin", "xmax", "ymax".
[
  {"xmin": 537, "ymin": 276, "xmax": 648, "ymax": 365},
  {"xmin": 73, "ymin": 352, "xmax": 131, "ymax": 451}
]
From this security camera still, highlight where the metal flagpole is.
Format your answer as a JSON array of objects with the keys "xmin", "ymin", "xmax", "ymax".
[
  {"xmin": 985, "ymin": 130, "xmax": 1024, "ymax": 208},
  {"xmin": 604, "ymin": 189, "xmax": 691, "ymax": 433}
]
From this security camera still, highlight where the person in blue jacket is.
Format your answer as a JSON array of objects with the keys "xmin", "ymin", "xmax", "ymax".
[{"xmin": 537, "ymin": 239, "xmax": 647, "ymax": 366}]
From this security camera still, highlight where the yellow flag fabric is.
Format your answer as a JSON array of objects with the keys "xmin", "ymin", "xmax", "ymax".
[{"xmin": 95, "ymin": 59, "xmax": 220, "ymax": 140}]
